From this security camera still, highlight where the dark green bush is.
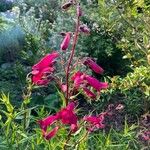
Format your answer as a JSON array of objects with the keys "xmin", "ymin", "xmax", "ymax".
[{"xmin": 0, "ymin": 0, "xmax": 14, "ymax": 12}]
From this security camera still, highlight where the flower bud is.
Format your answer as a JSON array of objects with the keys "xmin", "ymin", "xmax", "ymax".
[
  {"xmin": 77, "ymin": 4, "xmax": 82, "ymax": 17},
  {"xmin": 61, "ymin": 84, "xmax": 67, "ymax": 93},
  {"xmin": 83, "ymin": 57, "xmax": 104, "ymax": 74},
  {"xmin": 60, "ymin": 32, "xmax": 71, "ymax": 51},
  {"xmin": 61, "ymin": 1, "xmax": 73, "ymax": 10},
  {"xmin": 79, "ymin": 24, "xmax": 90, "ymax": 34},
  {"xmin": 60, "ymin": 32, "xmax": 66, "ymax": 37}
]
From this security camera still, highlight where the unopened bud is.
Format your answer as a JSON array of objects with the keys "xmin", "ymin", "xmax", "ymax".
[
  {"xmin": 60, "ymin": 32, "xmax": 71, "ymax": 51},
  {"xmin": 79, "ymin": 24, "xmax": 90, "ymax": 34},
  {"xmin": 60, "ymin": 32, "xmax": 66, "ymax": 37},
  {"xmin": 77, "ymin": 4, "xmax": 82, "ymax": 17},
  {"xmin": 61, "ymin": 1, "xmax": 73, "ymax": 10}
]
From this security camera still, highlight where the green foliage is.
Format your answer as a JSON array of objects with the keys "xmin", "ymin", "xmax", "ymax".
[
  {"xmin": 78, "ymin": 0, "xmax": 150, "ymax": 76},
  {"xmin": 88, "ymin": 123, "xmax": 139, "ymax": 150},
  {"xmin": 0, "ymin": 92, "xmax": 145, "ymax": 150},
  {"xmin": 16, "ymin": 0, "xmax": 60, "ymax": 23},
  {"xmin": 0, "ymin": 0, "xmax": 13, "ymax": 12},
  {"xmin": 111, "ymin": 66, "xmax": 150, "ymax": 97},
  {"xmin": 103, "ymin": 65, "xmax": 150, "ymax": 116},
  {"xmin": 0, "ymin": 17, "xmax": 8, "ymax": 32},
  {"xmin": 14, "ymin": 0, "xmax": 61, "ymax": 66}
]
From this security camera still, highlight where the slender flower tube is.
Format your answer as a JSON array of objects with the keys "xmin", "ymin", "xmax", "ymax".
[
  {"xmin": 32, "ymin": 67, "xmax": 54, "ymax": 85},
  {"xmin": 71, "ymin": 72, "xmax": 108, "ymax": 99},
  {"xmin": 83, "ymin": 58, "xmax": 104, "ymax": 74},
  {"xmin": 32, "ymin": 52, "xmax": 59, "ymax": 71},
  {"xmin": 38, "ymin": 115, "xmax": 58, "ymax": 131},
  {"xmin": 43, "ymin": 126, "xmax": 59, "ymax": 140},
  {"xmin": 85, "ymin": 75, "xmax": 108, "ymax": 91},
  {"xmin": 77, "ymin": 4, "xmax": 82, "ymax": 17},
  {"xmin": 61, "ymin": 32, "xmax": 71, "ymax": 51},
  {"xmin": 83, "ymin": 87, "xmax": 96, "ymax": 99},
  {"xmin": 38, "ymin": 115, "xmax": 59, "ymax": 140}
]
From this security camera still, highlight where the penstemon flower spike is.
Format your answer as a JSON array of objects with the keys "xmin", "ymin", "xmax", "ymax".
[{"xmin": 29, "ymin": 1, "xmax": 109, "ymax": 145}]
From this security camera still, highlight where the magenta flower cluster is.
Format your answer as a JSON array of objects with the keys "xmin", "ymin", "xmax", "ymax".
[{"xmin": 38, "ymin": 102, "xmax": 77, "ymax": 140}]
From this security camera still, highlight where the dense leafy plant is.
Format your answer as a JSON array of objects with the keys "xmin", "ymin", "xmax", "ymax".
[
  {"xmin": 77, "ymin": 0, "xmax": 150, "ymax": 121},
  {"xmin": 77, "ymin": 0, "xmax": 150, "ymax": 75},
  {"xmin": 0, "ymin": 0, "xmax": 14, "ymax": 12}
]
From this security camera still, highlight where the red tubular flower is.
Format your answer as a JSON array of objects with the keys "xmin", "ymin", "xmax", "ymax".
[
  {"xmin": 38, "ymin": 102, "xmax": 78, "ymax": 140},
  {"xmin": 32, "ymin": 67, "xmax": 54, "ymax": 85},
  {"xmin": 83, "ymin": 58, "xmax": 104, "ymax": 74},
  {"xmin": 32, "ymin": 52, "xmax": 59, "ymax": 71},
  {"xmin": 58, "ymin": 102, "xmax": 78, "ymax": 132},
  {"xmin": 38, "ymin": 115, "xmax": 59, "ymax": 140},
  {"xmin": 44, "ymin": 126, "xmax": 59, "ymax": 140},
  {"xmin": 85, "ymin": 75, "xmax": 108, "ymax": 91},
  {"xmin": 71, "ymin": 71, "xmax": 84, "ymax": 88},
  {"xmin": 38, "ymin": 115, "xmax": 58, "ymax": 131},
  {"xmin": 71, "ymin": 72, "xmax": 108, "ymax": 99},
  {"xmin": 71, "ymin": 71, "xmax": 83, "ymax": 80},
  {"xmin": 60, "ymin": 32, "xmax": 71, "ymax": 51},
  {"xmin": 83, "ymin": 87, "xmax": 96, "ymax": 99},
  {"xmin": 32, "ymin": 51, "xmax": 59, "ymax": 85},
  {"xmin": 83, "ymin": 113, "xmax": 106, "ymax": 132}
]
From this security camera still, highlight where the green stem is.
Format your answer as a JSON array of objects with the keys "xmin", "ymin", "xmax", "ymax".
[
  {"xmin": 74, "ymin": 131, "xmax": 89, "ymax": 149},
  {"xmin": 22, "ymin": 82, "xmax": 32, "ymax": 129}
]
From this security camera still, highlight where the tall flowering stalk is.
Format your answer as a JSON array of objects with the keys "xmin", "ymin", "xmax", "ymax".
[
  {"xmin": 28, "ymin": 0, "xmax": 109, "ymax": 148},
  {"xmin": 66, "ymin": 5, "xmax": 80, "ymax": 103}
]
